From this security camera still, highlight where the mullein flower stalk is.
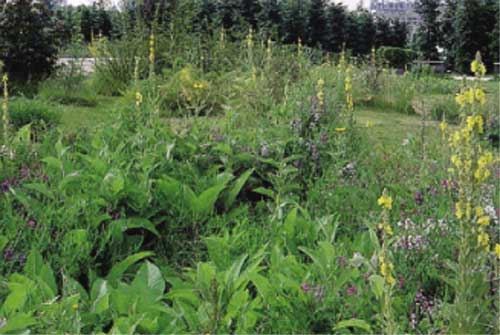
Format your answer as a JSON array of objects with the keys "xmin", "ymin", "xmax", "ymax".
[
  {"xmin": 377, "ymin": 189, "xmax": 398, "ymax": 334},
  {"xmin": 266, "ymin": 38, "xmax": 272, "ymax": 69},
  {"xmin": 448, "ymin": 53, "xmax": 495, "ymax": 334},
  {"xmin": 148, "ymin": 33, "xmax": 155, "ymax": 79},
  {"xmin": 134, "ymin": 57, "xmax": 142, "ymax": 110},
  {"xmin": 344, "ymin": 66, "xmax": 355, "ymax": 138},
  {"xmin": 297, "ymin": 37, "xmax": 303, "ymax": 70},
  {"xmin": 2, "ymin": 73, "xmax": 9, "ymax": 142},
  {"xmin": 246, "ymin": 28, "xmax": 254, "ymax": 69}
]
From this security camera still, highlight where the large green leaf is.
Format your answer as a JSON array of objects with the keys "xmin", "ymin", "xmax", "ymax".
[
  {"xmin": 0, "ymin": 236, "xmax": 7, "ymax": 253},
  {"xmin": 107, "ymin": 251, "xmax": 155, "ymax": 286},
  {"xmin": 91, "ymin": 279, "xmax": 110, "ymax": 314},
  {"xmin": 1, "ymin": 275, "xmax": 34, "ymax": 315},
  {"xmin": 369, "ymin": 274, "xmax": 385, "ymax": 300},
  {"xmin": 334, "ymin": 318, "xmax": 372, "ymax": 333},
  {"xmin": 110, "ymin": 218, "xmax": 160, "ymax": 239},
  {"xmin": 131, "ymin": 262, "xmax": 165, "ymax": 300},
  {"xmin": 24, "ymin": 250, "xmax": 44, "ymax": 278},
  {"xmin": 224, "ymin": 168, "xmax": 254, "ymax": 209},
  {"xmin": 0, "ymin": 312, "xmax": 37, "ymax": 333},
  {"xmin": 102, "ymin": 169, "xmax": 125, "ymax": 196},
  {"xmin": 194, "ymin": 181, "xmax": 228, "ymax": 218}
]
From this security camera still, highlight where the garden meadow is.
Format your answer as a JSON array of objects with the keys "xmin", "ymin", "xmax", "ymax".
[{"xmin": 0, "ymin": 0, "xmax": 499, "ymax": 334}]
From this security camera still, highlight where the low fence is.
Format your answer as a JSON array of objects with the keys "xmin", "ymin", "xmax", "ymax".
[{"xmin": 411, "ymin": 60, "xmax": 446, "ymax": 74}]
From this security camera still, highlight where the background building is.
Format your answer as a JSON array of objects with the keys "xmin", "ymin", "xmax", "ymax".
[{"xmin": 370, "ymin": 0, "xmax": 421, "ymax": 38}]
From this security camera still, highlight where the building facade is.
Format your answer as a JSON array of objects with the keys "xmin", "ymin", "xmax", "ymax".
[{"xmin": 370, "ymin": 0, "xmax": 422, "ymax": 38}]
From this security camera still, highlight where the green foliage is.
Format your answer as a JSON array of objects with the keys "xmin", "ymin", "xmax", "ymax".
[
  {"xmin": 0, "ymin": 0, "xmax": 58, "ymax": 82},
  {"xmin": 5, "ymin": 98, "xmax": 60, "ymax": 134},
  {"xmin": 378, "ymin": 47, "xmax": 417, "ymax": 69},
  {"xmin": 0, "ymin": 17, "xmax": 499, "ymax": 335}
]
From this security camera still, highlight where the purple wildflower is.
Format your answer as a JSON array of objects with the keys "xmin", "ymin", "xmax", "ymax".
[
  {"xmin": 20, "ymin": 166, "xmax": 29, "ymax": 179},
  {"xmin": 414, "ymin": 191, "xmax": 423, "ymax": 206},
  {"xmin": 27, "ymin": 219, "xmax": 37, "ymax": 229},
  {"xmin": 3, "ymin": 248, "xmax": 13, "ymax": 260},
  {"xmin": 1, "ymin": 180, "xmax": 9, "ymax": 192},
  {"xmin": 18, "ymin": 254, "xmax": 26, "ymax": 265},
  {"xmin": 301, "ymin": 283, "xmax": 310, "ymax": 294},
  {"xmin": 346, "ymin": 285, "xmax": 357, "ymax": 296}
]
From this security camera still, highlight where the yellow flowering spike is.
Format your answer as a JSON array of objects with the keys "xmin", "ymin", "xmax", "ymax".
[
  {"xmin": 477, "ymin": 216, "xmax": 490, "ymax": 226},
  {"xmin": 471, "ymin": 58, "xmax": 486, "ymax": 76},
  {"xmin": 455, "ymin": 202, "xmax": 464, "ymax": 220},
  {"xmin": 464, "ymin": 89, "xmax": 474, "ymax": 104},
  {"xmin": 477, "ymin": 232, "xmax": 490, "ymax": 250},
  {"xmin": 474, "ymin": 206, "xmax": 484, "ymax": 217},
  {"xmin": 383, "ymin": 223, "xmax": 393, "ymax": 236},
  {"xmin": 377, "ymin": 191, "xmax": 393, "ymax": 210},
  {"xmin": 366, "ymin": 120, "xmax": 373, "ymax": 128},
  {"xmin": 455, "ymin": 93, "xmax": 466, "ymax": 108},
  {"xmin": 386, "ymin": 275, "xmax": 396, "ymax": 286},
  {"xmin": 495, "ymin": 244, "xmax": 500, "ymax": 259},
  {"xmin": 335, "ymin": 127, "xmax": 347, "ymax": 132},
  {"xmin": 478, "ymin": 152, "xmax": 493, "ymax": 167},
  {"xmin": 440, "ymin": 120, "xmax": 447, "ymax": 133},
  {"xmin": 474, "ymin": 89, "xmax": 486, "ymax": 105},
  {"xmin": 135, "ymin": 92, "xmax": 143, "ymax": 107},
  {"xmin": 316, "ymin": 79, "xmax": 325, "ymax": 106}
]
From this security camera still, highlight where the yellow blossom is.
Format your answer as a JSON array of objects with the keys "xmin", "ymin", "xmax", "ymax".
[
  {"xmin": 477, "ymin": 232, "xmax": 490, "ymax": 250},
  {"xmin": 193, "ymin": 82, "xmax": 207, "ymax": 90},
  {"xmin": 471, "ymin": 59, "xmax": 486, "ymax": 76},
  {"xmin": 475, "ymin": 206, "xmax": 484, "ymax": 217},
  {"xmin": 366, "ymin": 120, "xmax": 373, "ymax": 128},
  {"xmin": 477, "ymin": 216, "xmax": 490, "ymax": 226},
  {"xmin": 464, "ymin": 89, "xmax": 474, "ymax": 104},
  {"xmin": 478, "ymin": 152, "xmax": 493, "ymax": 167},
  {"xmin": 386, "ymin": 275, "xmax": 396, "ymax": 286},
  {"xmin": 455, "ymin": 202, "xmax": 464, "ymax": 219},
  {"xmin": 335, "ymin": 127, "xmax": 347, "ymax": 132},
  {"xmin": 465, "ymin": 202, "xmax": 471, "ymax": 220},
  {"xmin": 495, "ymin": 244, "xmax": 500, "ymax": 258},
  {"xmin": 455, "ymin": 93, "xmax": 466, "ymax": 107},
  {"xmin": 474, "ymin": 89, "xmax": 486, "ymax": 105},
  {"xmin": 72, "ymin": 303, "xmax": 79, "ymax": 310},
  {"xmin": 384, "ymin": 224, "xmax": 393, "ymax": 236},
  {"xmin": 474, "ymin": 167, "xmax": 491, "ymax": 182},
  {"xmin": 377, "ymin": 192, "xmax": 393, "ymax": 210},
  {"xmin": 135, "ymin": 92, "xmax": 143, "ymax": 107},
  {"xmin": 440, "ymin": 120, "xmax": 447, "ymax": 133}
]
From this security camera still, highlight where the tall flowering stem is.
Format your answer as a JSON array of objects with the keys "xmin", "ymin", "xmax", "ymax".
[
  {"xmin": 2, "ymin": 73, "xmax": 9, "ymax": 142},
  {"xmin": 448, "ymin": 53, "xmax": 495, "ymax": 334},
  {"xmin": 376, "ymin": 189, "xmax": 398, "ymax": 334},
  {"xmin": 148, "ymin": 33, "xmax": 155, "ymax": 78}
]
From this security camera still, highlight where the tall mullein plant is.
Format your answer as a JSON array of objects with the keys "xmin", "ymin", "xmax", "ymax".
[
  {"xmin": 376, "ymin": 189, "xmax": 398, "ymax": 334},
  {"xmin": 1, "ymin": 73, "xmax": 8, "ymax": 143},
  {"xmin": 447, "ymin": 53, "xmax": 495, "ymax": 334}
]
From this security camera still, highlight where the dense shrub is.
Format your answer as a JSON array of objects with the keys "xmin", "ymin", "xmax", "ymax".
[
  {"xmin": 38, "ymin": 78, "xmax": 98, "ymax": 107},
  {"xmin": 6, "ymin": 98, "xmax": 60, "ymax": 133},
  {"xmin": 377, "ymin": 47, "xmax": 417, "ymax": 69}
]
